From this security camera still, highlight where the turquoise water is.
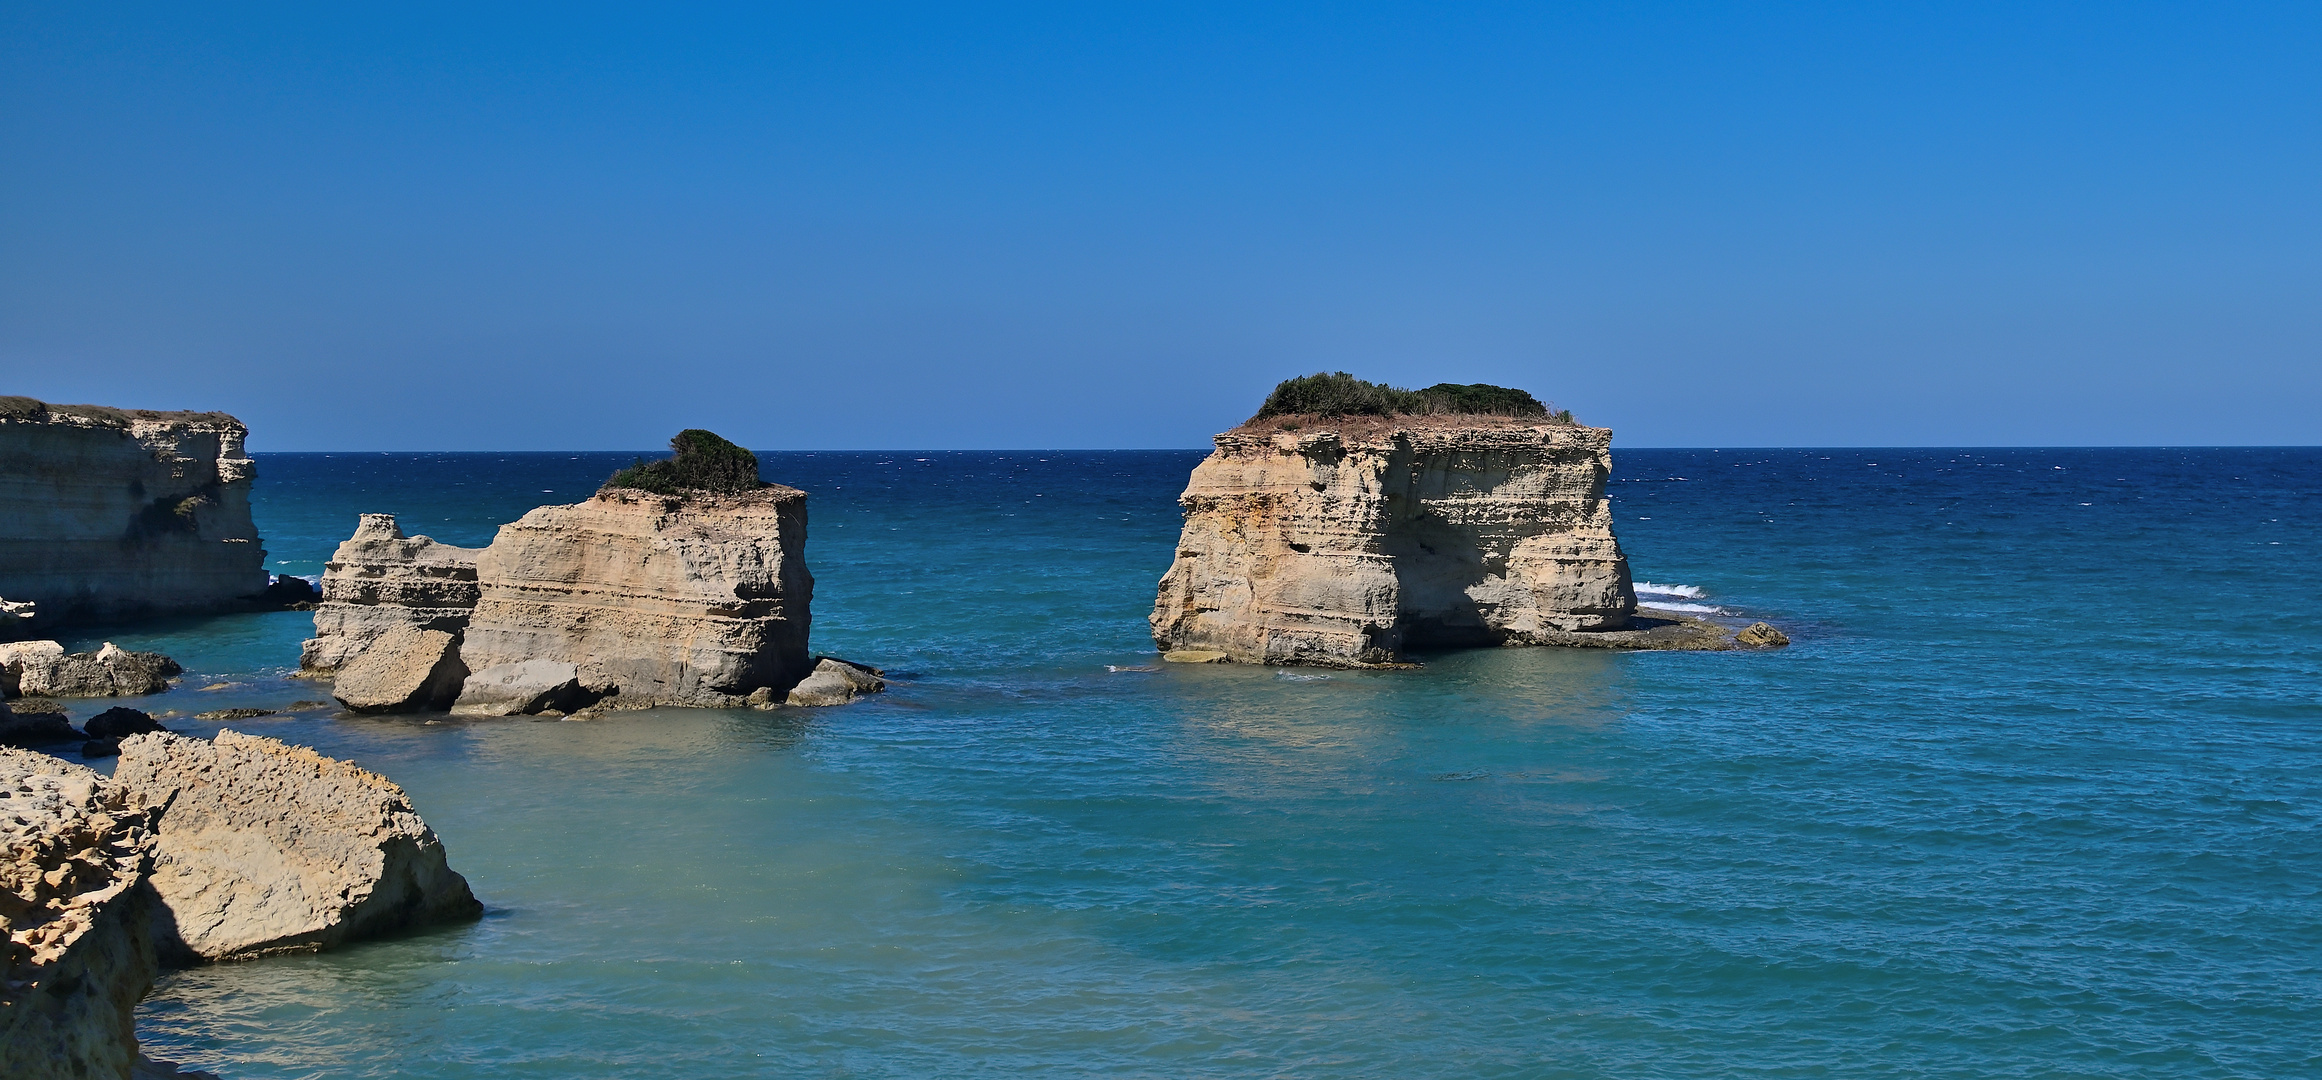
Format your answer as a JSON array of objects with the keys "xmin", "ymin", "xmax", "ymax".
[{"xmin": 65, "ymin": 449, "xmax": 2322, "ymax": 1078}]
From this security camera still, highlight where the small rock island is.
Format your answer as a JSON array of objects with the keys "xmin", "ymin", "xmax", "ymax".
[{"xmin": 1152, "ymin": 374, "xmax": 1786, "ymax": 665}]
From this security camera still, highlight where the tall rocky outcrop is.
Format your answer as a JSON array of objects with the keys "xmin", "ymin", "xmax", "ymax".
[
  {"xmin": 1151, "ymin": 415, "xmax": 1639, "ymax": 666},
  {"xmin": 458, "ymin": 485, "xmax": 814, "ymax": 708},
  {"xmin": 299, "ymin": 514, "xmax": 481, "ymax": 673},
  {"xmin": 1, "ymin": 748, "xmax": 158, "ymax": 1080},
  {"xmin": 0, "ymin": 398, "xmax": 269, "ymax": 629}
]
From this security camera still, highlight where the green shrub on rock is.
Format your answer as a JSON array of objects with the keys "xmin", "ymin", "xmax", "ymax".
[
  {"xmin": 1250, "ymin": 372, "xmax": 1563, "ymax": 422},
  {"xmin": 602, "ymin": 429, "xmax": 767, "ymax": 495}
]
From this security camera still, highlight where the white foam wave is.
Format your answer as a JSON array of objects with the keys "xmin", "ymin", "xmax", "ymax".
[
  {"xmin": 1633, "ymin": 581, "xmax": 1705, "ymax": 599},
  {"xmin": 1275, "ymin": 671, "xmax": 1332, "ymax": 682},
  {"xmin": 1640, "ymin": 601, "xmax": 1724, "ymax": 614}
]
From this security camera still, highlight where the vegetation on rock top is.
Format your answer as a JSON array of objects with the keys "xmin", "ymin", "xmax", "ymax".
[
  {"xmin": 1249, "ymin": 373, "xmax": 1573, "ymax": 423},
  {"xmin": 602, "ymin": 429, "xmax": 768, "ymax": 495}
]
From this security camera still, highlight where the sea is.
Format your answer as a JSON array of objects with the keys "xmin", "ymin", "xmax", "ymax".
[{"xmin": 49, "ymin": 447, "xmax": 2321, "ymax": 1079}]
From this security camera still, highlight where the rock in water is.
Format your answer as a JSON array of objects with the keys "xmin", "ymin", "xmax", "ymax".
[
  {"xmin": 783, "ymin": 657, "xmax": 887, "ymax": 707},
  {"xmin": 1735, "ymin": 622, "xmax": 1791, "ymax": 649},
  {"xmin": 3, "ymin": 641, "xmax": 182, "ymax": 698},
  {"xmin": 83, "ymin": 707, "xmax": 165, "ymax": 739},
  {"xmin": 330, "ymin": 626, "xmax": 468, "ymax": 713},
  {"xmin": 0, "ymin": 397, "xmax": 270, "ymax": 630},
  {"xmin": 1151, "ymin": 416, "xmax": 1637, "ymax": 666},
  {"xmin": 452, "ymin": 660, "xmax": 591, "ymax": 716},
  {"xmin": 112, "ymin": 730, "xmax": 483, "ymax": 962},
  {"xmin": 0, "ymin": 697, "xmax": 85, "ymax": 747},
  {"xmin": 300, "ymin": 514, "xmax": 482, "ymax": 673},
  {"xmin": 0, "ymin": 748, "xmax": 160, "ymax": 1080},
  {"xmin": 456, "ymin": 486, "xmax": 813, "ymax": 708}
]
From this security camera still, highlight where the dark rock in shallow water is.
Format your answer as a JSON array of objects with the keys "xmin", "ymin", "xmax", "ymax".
[
  {"xmin": 85, "ymin": 706, "xmax": 166, "ymax": 739},
  {"xmin": 194, "ymin": 707, "xmax": 275, "ymax": 722},
  {"xmin": 0, "ymin": 698, "xmax": 84, "ymax": 746},
  {"xmin": 258, "ymin": 573, "xmax": 321, "ymax": 609}
]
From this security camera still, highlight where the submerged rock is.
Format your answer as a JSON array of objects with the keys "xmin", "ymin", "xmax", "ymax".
[
  {"xmin": 782, "ymin": 657, "xmax": 887, "ymax": 707},
  {"xmin": 300, "ymin": 514, "xmax": 482, "ymax": 673},
  {"xmin": 0, "ymin": 748, "xmax": 160, "ymax": 1080},
  {"xmin": 330, "ymin": 625, "xmax": 467, "ymax": 713},
  {"xmin": 0, "ymin": 397, "xmax": 270, "ymax": 630},
  {"xmin": 112, "ymin": 730, "xmax": 483, "ymax": 962}
]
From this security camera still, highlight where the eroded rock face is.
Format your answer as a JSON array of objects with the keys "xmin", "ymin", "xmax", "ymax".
[
  {"xmin": 300, "ymin": 514, "xmax": 482, "ymax": 673},
  {"xmin": 1151, "ymin": 418, "xmax": 1637, "ymax": 666},
  {"xmin": 0, "ymin": 748, "xmax": 159, "ymax": 1080},
  {"xmin": 330, "ymin": 626, "xmax": 467, "ymax": 713},
  {"xmin": 0, "ymin": 398, "xmax": 269, "ymax": 630},
  {"xmin": 456, "ymin": 487, "xmax": 814, "ymax": 708},
  {"xmin": 113, "ymin": 731, "xmax": 483, "ymax": 962}
]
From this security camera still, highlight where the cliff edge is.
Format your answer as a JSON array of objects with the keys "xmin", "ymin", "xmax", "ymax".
[{"xmin": 0, "ymin": 398, "xmax": 268, "ymax": 630}]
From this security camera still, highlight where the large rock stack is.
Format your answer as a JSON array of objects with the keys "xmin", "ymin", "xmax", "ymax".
[
  {"xmin": 1151, "ymin": 413, "xmax": 1640, "ymax": 666},
  {"xmin": 0, "ymin": 398, "xmax": 269, "ymax": 629},
  {"xmin": 458, "ymin": 485, "xmax": 813, "ymax": 708}
]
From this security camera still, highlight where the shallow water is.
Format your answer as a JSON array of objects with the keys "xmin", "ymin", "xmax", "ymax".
[{"xmin": 68, "ymin": 448, "xmax": 2322, "ymax": 1078}]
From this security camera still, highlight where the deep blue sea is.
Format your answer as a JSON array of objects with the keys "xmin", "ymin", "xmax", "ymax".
[{"xmin": 55, "ymin": 448, "xmax": 2321, "ymax": 1079}]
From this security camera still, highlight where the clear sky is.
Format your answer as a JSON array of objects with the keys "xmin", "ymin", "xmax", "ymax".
[{"xmin": 4, "ymin": 3, "xmax": 2318, "ymax": 450}]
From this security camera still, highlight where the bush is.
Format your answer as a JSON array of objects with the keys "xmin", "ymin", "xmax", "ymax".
[
  {"xmin": 1250, "ymin": 373, "xmax": 1558, "ymax": 421},
  {"xmin": 602, "ymin": 429, "xmax": 767, "ymax": 495}
]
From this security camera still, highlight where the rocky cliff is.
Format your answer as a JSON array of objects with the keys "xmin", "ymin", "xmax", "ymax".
[
  {"xmin": 1, "ymin": 749, "xmax": 158, "ymax": 1080},
  {"xmin": 456, "ymin": 486, "xmax": 814, "ymax": 708},
  {"xmin": 300, "ymin": 514, "xmax": 481, "ymax": 672},
  {"xmin": 0, "ymin": 398, "xmax": 269, "ymax": 629},
  {"xmin": 1151, "ymin": 416, "xmax": 1640, "ymax": 666}
]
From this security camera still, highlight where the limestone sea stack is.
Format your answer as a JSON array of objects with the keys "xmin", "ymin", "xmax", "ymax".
[
  {"xmin": 299, "ymin": 514, "xmax": 482, "ymax": 673},
  {"xmin": 458, "ymin": 483, "xmax": 813, "ymax": 709},
  {"xmin": 0, "ymin": 398, "xmax": 270, "ymax": 630},
  {"xmin": 1152, "ymin": 374, "xmax": 1768, "ymax": 666}
]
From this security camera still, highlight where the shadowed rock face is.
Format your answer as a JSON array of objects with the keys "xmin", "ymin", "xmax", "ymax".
[
  {"xmin": 1151, "ymin": 418, "xmax": 1636, "ymax": 666},
  {"xmin": 0, "ymin": 748, "xmax": 158, "ymax": 1080},
  {"xmin": 0, "ymin": 399, "xmax": 268, "ymax": 629},
  {"xmin": 456, "ymin": 487, "xmax": 814, "ymax": 708},
  {"xmin": 300, "ymin": 514, "xmax": 482, "ymax": 673}
]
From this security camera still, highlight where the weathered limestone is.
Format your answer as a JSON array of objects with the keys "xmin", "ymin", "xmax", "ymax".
[
  {"xmin": 1736, "ymin": 622, "xmax": 1791, "ymax": 649},
  {"xmin": 455, "ymin": 487, "xmax": 814, "ymax": 708},
  {"xmin": 0, "ymin": 398, "xmax": 269, "ymax": 630},
  {"xmin": 329, "ymin": 626, "xmax": 467, "ymax": 713},
  {"xmin": 300, "ymin": 514, "xmax": 482, "ymax": 673},
  {"xmin": 1152, "ymin": 417, "xmax": 1641, "ymax": 666},
  {"xmin": 0, "ymin": 642, "xmax": 181, "ymax": 698},
  {"xmin": 452, "ymin": 660, "xmax": 592, "ymax": 716},
  {"xmin": 783, "ymin": 657, "xmax": 886, "ymax": 707},
  {"xmin": 112, "ymin": 731, "xmax": 483, "ymax": 962},
  {"xmin": 0, "ymin": 748, "xmax": 159, "ymax": 1080}
]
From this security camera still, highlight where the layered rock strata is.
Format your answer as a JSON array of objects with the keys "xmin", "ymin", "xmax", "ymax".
[
  {"xmin": 455, "ymin": 487, "xmax": 814, "ymax": 708},
  {"xmin": 112, "ymin": 730, "xmax": 483, "ymax": 962},
  {"xmin": 0, "ymin": 748, "xmax": 159, "ymax": 1080},
  {"xmin": 300, "ymin": 514, "xmax": 482, "ymax": 673},
  {"xmin": 0, "ymin": 398, "xmax": 269, "ymax": 629},
  {"xmin": 1152, "ymin": 417, "xmax": 1644, "ymax": 666}
]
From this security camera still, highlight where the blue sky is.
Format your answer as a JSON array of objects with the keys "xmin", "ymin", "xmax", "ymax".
[{"xmin": 4, "ymin": 3, "xmax": 2317, "ymax": 450}]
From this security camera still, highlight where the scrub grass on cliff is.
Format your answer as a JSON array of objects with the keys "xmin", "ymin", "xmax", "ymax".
[
  {"xmin": 1249, "ymin": 373, "xmax": 1574, "ymax": 424},
  {"xmin": 602, "ymin": 429, "xmax": 768, "ymax": 496}
]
